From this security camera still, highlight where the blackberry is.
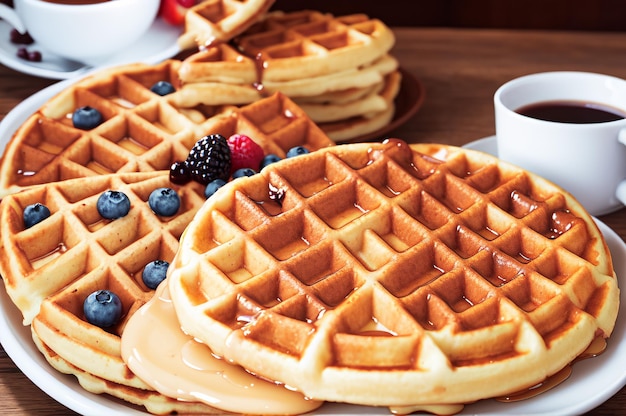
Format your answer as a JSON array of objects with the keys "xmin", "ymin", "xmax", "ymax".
[
  {"xmin": 169, "ymin": 161, "xmax": 191, "ymax": 184},
  {"xmin": 186, "ymin": 134, "xmax": 231, "ymax": 185}
]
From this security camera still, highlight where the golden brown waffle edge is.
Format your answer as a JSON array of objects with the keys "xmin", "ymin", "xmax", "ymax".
[{"xmin": 167, "ymin": 140, "xmax": 619, "ymax": 409}]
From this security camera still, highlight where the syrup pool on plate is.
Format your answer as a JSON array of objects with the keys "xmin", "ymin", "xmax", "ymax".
[{"xmin": 120, "ymin": 283, "xmax": 322, "ymax": 415}]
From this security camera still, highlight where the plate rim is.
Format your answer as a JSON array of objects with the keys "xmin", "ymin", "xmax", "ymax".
[
  {"xmin": 1, "ymin": 219, "xmax": 624, "ymax": 415},
  {"xmin": 0, "ymin": 17, "xmax": 181, "ymax": 80}
]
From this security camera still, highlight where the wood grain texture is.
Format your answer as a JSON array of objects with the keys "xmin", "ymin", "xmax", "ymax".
[
  {"xmin": 272, "ymin": 0, "xmax": 626, "ymax": 31},
  {"xmin": 0, "ymin": 26, "xmax": 625, "ymax": 415}
]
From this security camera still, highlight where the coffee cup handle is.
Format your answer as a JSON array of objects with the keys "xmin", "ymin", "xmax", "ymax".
[
  {"xmin": 0, "ymin": 4, "xmax": 26, "ymax": 34},
  {"xmin": 616, "ymin": 129, "xmax": 626, "ymax": 206}
]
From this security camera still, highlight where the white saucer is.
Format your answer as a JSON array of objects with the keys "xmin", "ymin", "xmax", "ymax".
[
  {"xmin": 462, "ymin": 135, "xmax": 497, "ymax": 155},
  {"xmin": 463, "ymin": 136, "xmax": 625, "ymax": 216},
  {"xmin": 0, "ymin": 17, "xmax": 181, "ymax": 80}
]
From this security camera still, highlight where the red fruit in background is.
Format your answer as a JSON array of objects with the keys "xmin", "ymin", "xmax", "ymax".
[
  {"xmin": 159, "ymin": 0, "xmax": 195, "ymax": 26},
  {"xmin": 227, "ymin": 134, "xmax": 265, "ymax": 175}
]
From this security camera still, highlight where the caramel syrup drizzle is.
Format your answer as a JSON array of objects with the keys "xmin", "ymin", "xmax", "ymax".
[
  {"xmin": 496, "ymin": 337, "xmax": 607, "ymax": 402},
  {"xmin": 253, "ymin": 52, "xmax": 269, "ymax": 97}
]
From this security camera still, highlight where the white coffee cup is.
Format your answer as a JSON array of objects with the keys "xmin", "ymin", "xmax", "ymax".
[
  {"xmin": 494, "ymin": 71, "xmax": 626, "ymax": 216},
  {"xmin": 0, "ymin": 0, "xmax": 160, "ymax": 65}
]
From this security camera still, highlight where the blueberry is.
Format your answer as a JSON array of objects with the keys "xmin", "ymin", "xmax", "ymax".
[
  {"xmin": 83, "ymin": 289, "xmax": 123, "ymax": 328},
  {"xmin": 232, "ymin": 168, "xmax": 256, "ymax": 179},
  {"xmin": 97, "ymin": 190, "xmax": 131, "ymax": 219},
  {"xmin": 72, "ymin": 106, "xmax": 103, "ymax": 130},
  {"xmin": 23, "ymin": 203, "xmax": 51, "ymax": 228},
  {"xmin": 150, "ymin": 81, "xmax": 176, "ymax": 96},
  {"xmin": 142, "ymin": 259, "xmax": 169, "ymax": 290},
  {"xmin": 286, "ymin": 146, "xmax": 310, "ymax": 158},
  {"xmin": 148, "ymin": 187, "xmax": 180, "ymax": 217},
  {"xmin": 259, "ymin": 154, "xmax": 281, "ymax": 170},
  {"xmin": 204, "ymin": 178, "xmax": 226, "ymax": 199}
]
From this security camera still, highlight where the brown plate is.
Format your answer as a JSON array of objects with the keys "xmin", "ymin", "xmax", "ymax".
[{"xmin": 343, "ymin": 67, "xmax": 425, "ymax": 143}]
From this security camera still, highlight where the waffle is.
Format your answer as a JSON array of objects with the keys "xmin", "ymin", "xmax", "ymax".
[
  {"xmin": 178, "ymin": 48, "xmax": 398, "ymax": 100},
  {"xmin": 180, "ymin": 9, "xmax": 396, "ymax": 82},
  {"xmin": 178, "ymin": 0, "xmax": 276, "ymax": 49},
  {"xmin": 177, "ymin": 9, "xmax": 400, "ymax": 141},
  {"xmin": 0, "ymin": 59, "xmax": 334, "ymax": 198},
  {"xmin": 167, "ymin": 140, "xmax": 619, "ymax": 410},
  {"xmin": 315, "ymin": 70, "xmax": 401, "ymax": 141},
  {"xmin": 0, "ymin": 171, "xmax": 220, "ymax": 413}
]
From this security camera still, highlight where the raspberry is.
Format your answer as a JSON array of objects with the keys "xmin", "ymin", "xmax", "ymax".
[
  {"xmin": 186, "ymin": 134, "xmax": 231, "ymax": 185},
  {"xmin": 227, "ymin": 134, "xmax": 265, "ymax": 175}
]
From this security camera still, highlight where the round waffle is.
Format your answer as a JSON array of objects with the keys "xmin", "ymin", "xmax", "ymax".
[
  {"xmin": 178, "ymin": 0, "xmax": 276, "ymax": 49},
  {"xmin": 180, "ymin": 9, "xmax": 396, "ymax": 82},
  {"xmin": 168, "ymin": 140, "xmax": 619, "ymax": 409},
  {"xmin": 0, "ymin": 171, "xmax": 217, "ymax": 413},
  {"xmin": 0, "ymin": 59, "xmax": 334, "ymax": 198}
]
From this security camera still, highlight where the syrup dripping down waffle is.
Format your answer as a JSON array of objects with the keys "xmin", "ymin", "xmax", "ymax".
[{"xmin": 168, "ymin": 140, "xmax": 619, "ymax": 410}]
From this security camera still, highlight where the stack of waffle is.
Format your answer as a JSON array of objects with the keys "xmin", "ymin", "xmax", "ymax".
[
  {"xmin": 177, "ymin": 8, "xmax": 401, "ymax": 142},
  {"xmin": 178, "ymin": 0, "xmax": 277, "ymax": 46},
  {"xmin": 0, "ymin": 58, "xmax": 334, "ymax": 414}
]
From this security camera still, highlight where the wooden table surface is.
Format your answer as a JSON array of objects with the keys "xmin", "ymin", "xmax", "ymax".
[{"xmin": 1, "ymin": 26, "xmax": 625, "ymax": 415}]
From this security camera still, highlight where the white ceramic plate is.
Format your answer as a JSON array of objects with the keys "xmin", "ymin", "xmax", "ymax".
[
  {"xmin": 0, "ymin": 108, "xmax": 625, "ymax": 414},
  {"xmin": 0, "ymin": 17, "xmax": 181, "ymax": 80}
]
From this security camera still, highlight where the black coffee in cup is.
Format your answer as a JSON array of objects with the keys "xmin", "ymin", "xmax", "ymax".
[{"xmin": 515, "ymin": 100, "xmax": 626, "ymax": 123}]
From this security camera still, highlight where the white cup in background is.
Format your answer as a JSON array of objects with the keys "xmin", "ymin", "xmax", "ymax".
[
  {"xmin": 494, "ymin": 71, "xmax": 626, "ymax": 216},
  {"xmin": 0, "ymin": 0, "xmax": 160, "ymax": 65}
]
